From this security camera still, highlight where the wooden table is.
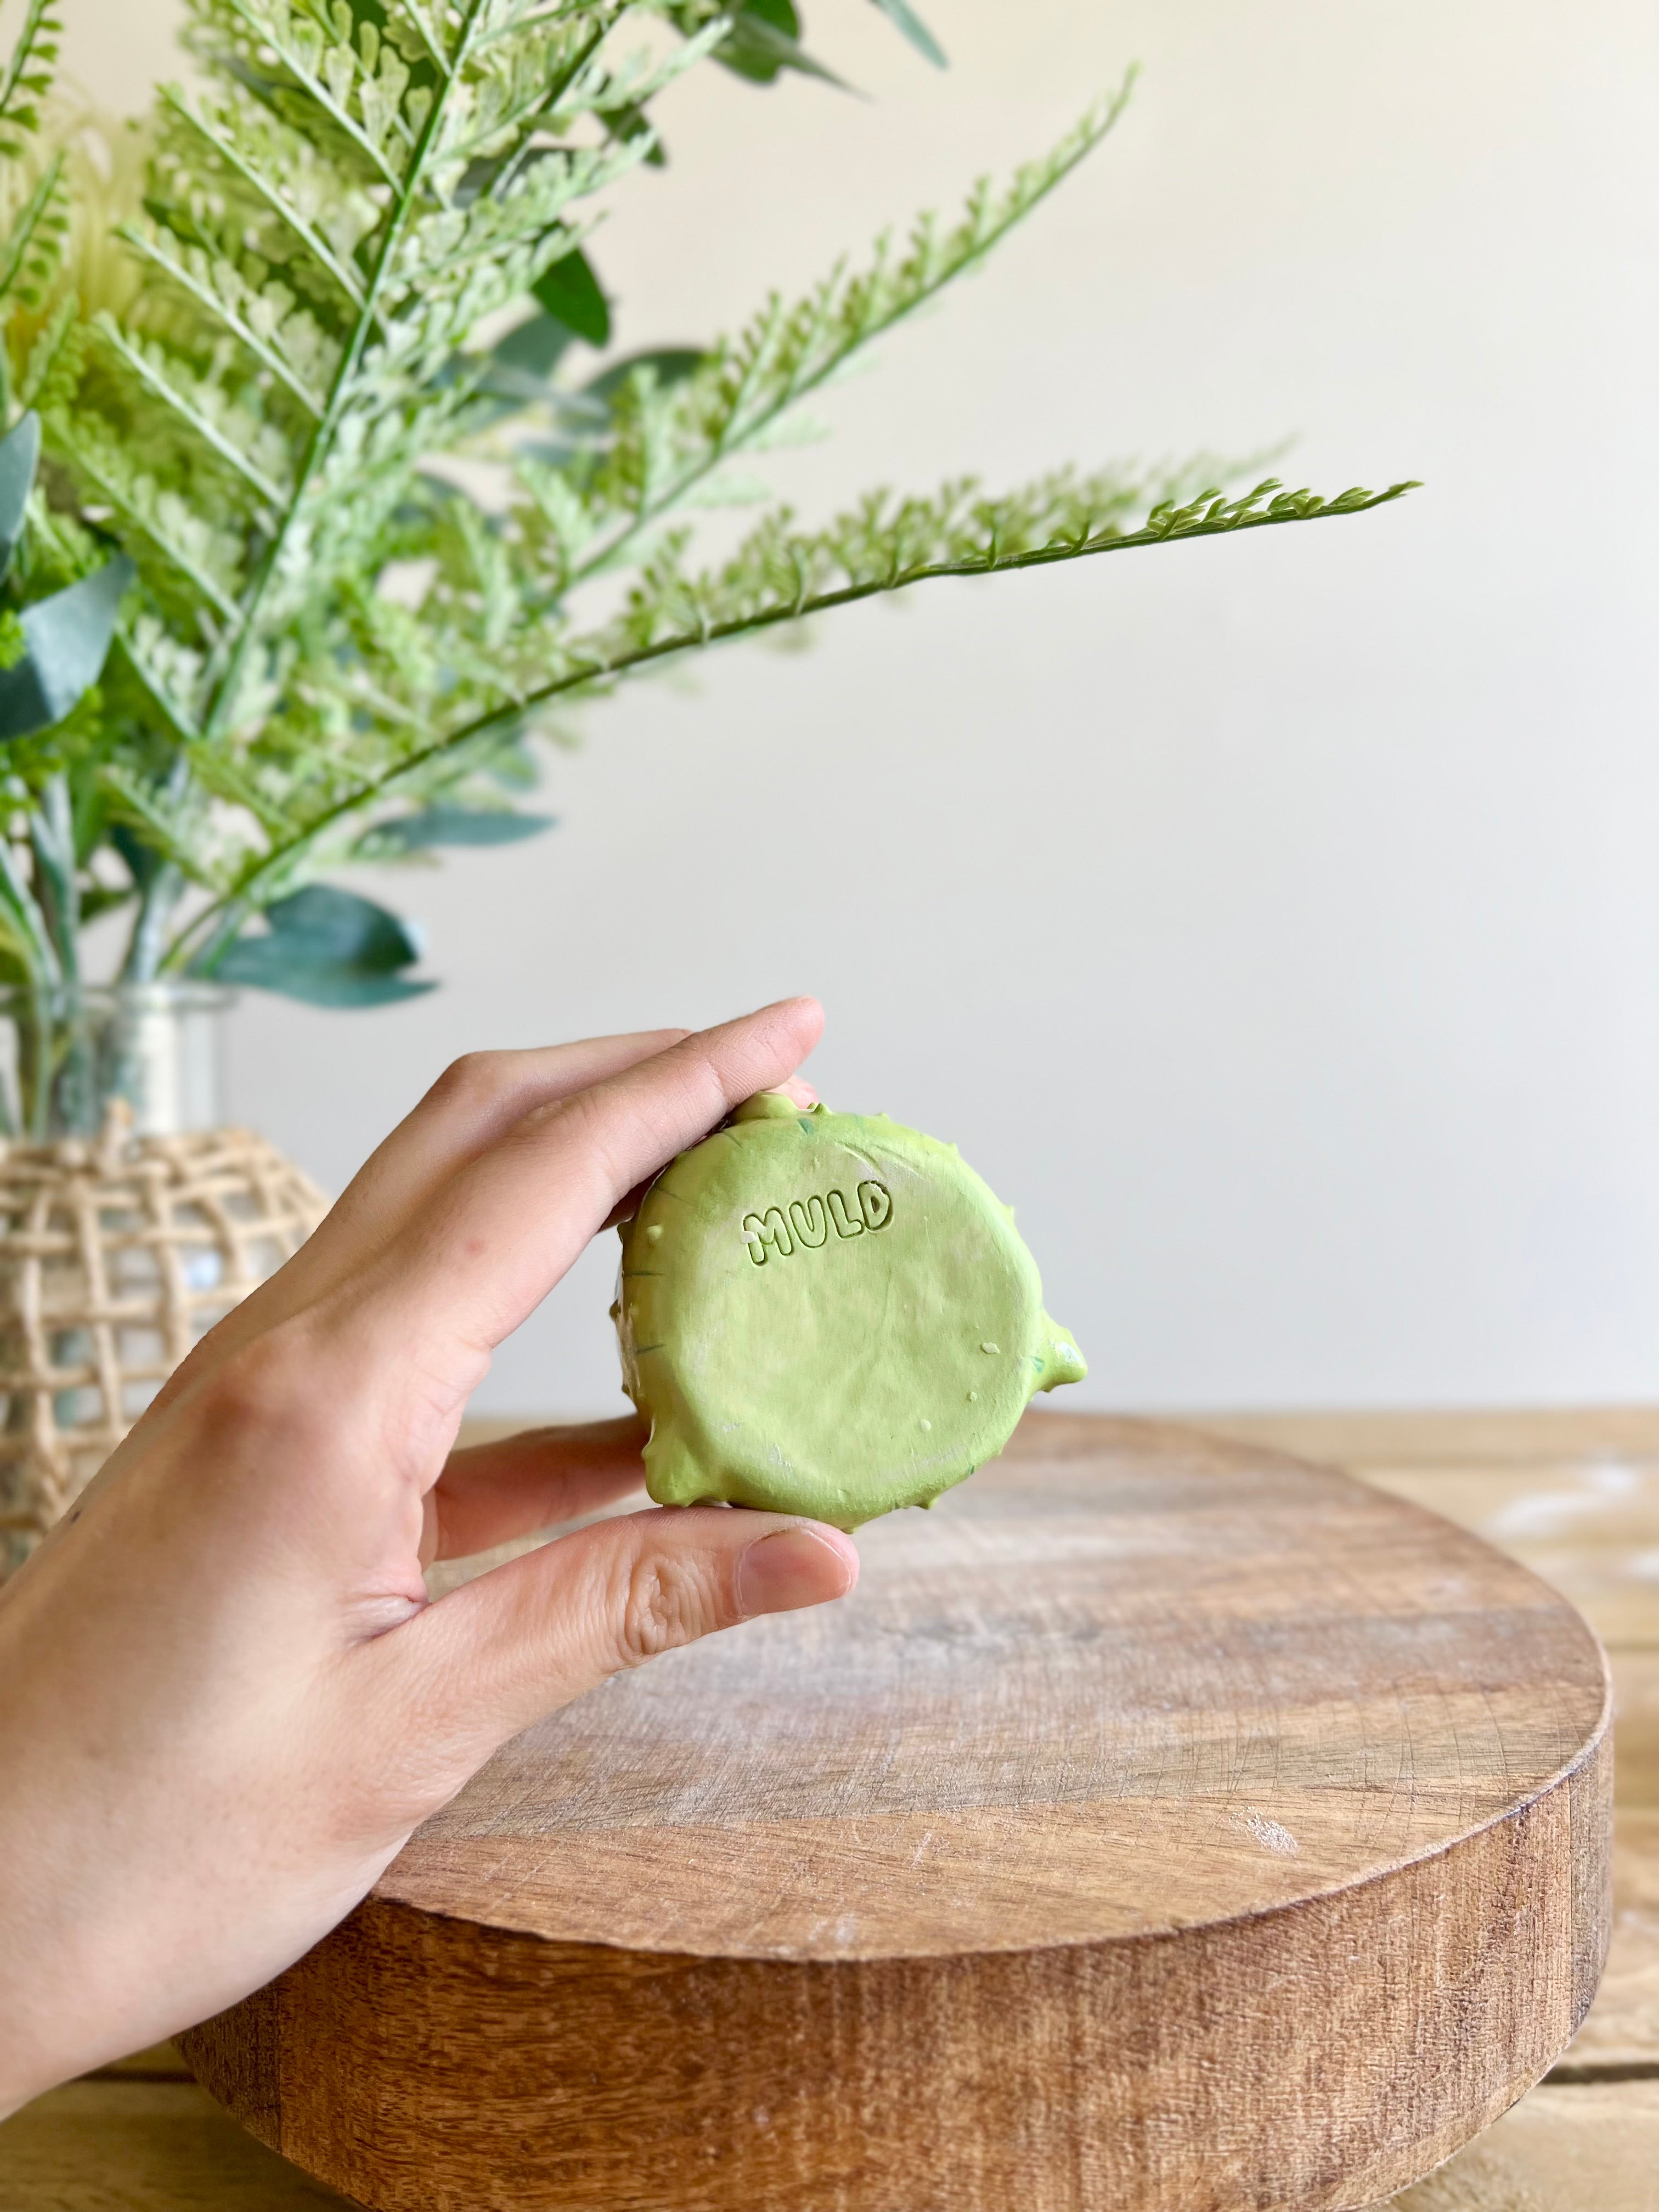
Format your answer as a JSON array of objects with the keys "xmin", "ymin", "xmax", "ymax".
[{"xmin": 5, "ymin": 1408, "xmax": 1658, "ymax": 2210}]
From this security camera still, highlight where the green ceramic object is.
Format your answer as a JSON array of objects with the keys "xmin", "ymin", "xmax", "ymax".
[{"xmin": 613, "ymin": 1094, "xmax": 1086, "ymax": 1530}]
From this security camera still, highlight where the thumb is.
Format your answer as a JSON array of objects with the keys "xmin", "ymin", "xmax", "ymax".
[{"xmin": 376, "ymin": 1505, "xmax": 858, "ymax": 1771}]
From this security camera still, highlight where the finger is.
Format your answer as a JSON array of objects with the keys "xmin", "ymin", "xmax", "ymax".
[
  {"xmin": 601, "ymin": 1080, "xmax": 817, "ymax": 1229},
  {"xmin": 331, "ymin": 996, "xmax": 825, "ymax": 1383},
  {"xmin": 382, "ymin": 1504, "xmax": 859, "ymax": 1760},
  {"xmin": 149, "ymin": 1028, "xmax": 689, "ymax": 1417},
  {"xmin": 313, "ymin": 1029, "xmax": 692, "ymax": 1273},
  {"xmin": 420, "ymin": 1415, "xmax": 649, "ymax": 1566}
]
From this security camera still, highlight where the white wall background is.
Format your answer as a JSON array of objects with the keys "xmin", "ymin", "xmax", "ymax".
[{"xmin": 61, "ymin": 0, "xmax": 1659, "ymax": 1415}]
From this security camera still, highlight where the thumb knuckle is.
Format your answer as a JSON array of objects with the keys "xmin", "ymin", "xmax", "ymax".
[{"xmin": 613, "ymin": 1548, "xmax": 730, "ymax": 1667}]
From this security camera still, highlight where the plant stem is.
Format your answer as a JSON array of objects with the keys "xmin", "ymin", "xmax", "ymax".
[
  {"xmin": 29, "ymin": 774, "xmax": 79, "ymax": 985},
  {"xmin": 0, "ymin": 836, "xmax": 58, "ymax": 989},
  {"xmin": 162, "ymin": 475, "xmax": 1416, "ymax": 972},
  {"xmin": 119, "ymin": 860, "xmax": 184, "ymax": 985},
  {"xmin": 118, "ymin": 755, "xmax": 192, "ymax": 984},
  {"xmin": 14, "ymin": 991, "xmax": 46, "ymax": 1138},
  {"xmin": 567, "ymin": 81, "xmax": 1136, "ymax": 592},
  {"xmin": 24, "ymin": 776, "xmax": 99, "ymax": 1133},
  {"xmin": 197, "ymin": 0, "xmax": 493, "ymax": 748}
]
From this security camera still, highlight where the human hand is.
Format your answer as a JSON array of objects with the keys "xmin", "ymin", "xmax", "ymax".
[{"xmin": 0, "ymin": 998, "xmax": 856, "ymax": 2112}]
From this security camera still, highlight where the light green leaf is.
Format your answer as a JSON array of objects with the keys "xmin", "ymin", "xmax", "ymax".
[
  {"xmin": 371, "ymin": 805, "xmax": 555, "ymax": 849},
  {"xmin": 867, "ymin": 0, "xmax": 946, "ymax": 68},
  {"xmin": 0, "ymin": 1, "xmax": 64, "ymax": 151},
  {"xmin": 491, "ymin": 311, "xmax": 577, "ymax": 384},
  {"xmin": 0, "ymin": 150, "xmax": 66, "ymax": 313},
  {"xmin": 531, "ymin": 247, "xmax": 610, "ymax": 348},
  {"xmin": 0, "ymin": 554, "xmax": 134, "ymax": 741},
  {"xmin": 716, "ymin": 5, "xmax": 845, "ymax": 89},
  {"xmin": 206, "ymin": 884, "xmax": 432, "ymax": 1007},
  {"xmin": 584, "ymin": 347, "xmax": 707, "ymax": 405},
  {"xmin": 0, "ymin": 410, "xmax": 40, "ymax": 582}
]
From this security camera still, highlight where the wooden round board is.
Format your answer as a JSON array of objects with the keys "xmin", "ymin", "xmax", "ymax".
[{"xmin": 183, "ymin": 1415, "xmax": 1612, "ymax": 2212}]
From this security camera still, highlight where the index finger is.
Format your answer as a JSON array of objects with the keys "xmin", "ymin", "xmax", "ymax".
[
  {"xmin": 148, "ymin": 1026, "xmax": 691, "ymax": 1420},
  {"xmin": 320, "ymin": 996, "xmax": 823, "ymax": 1384}
]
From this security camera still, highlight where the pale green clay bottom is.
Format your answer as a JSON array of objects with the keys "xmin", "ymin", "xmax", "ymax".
[{"xmin": 614, "ymin": 1094, "xmax": 1086, "ymax": 1530}]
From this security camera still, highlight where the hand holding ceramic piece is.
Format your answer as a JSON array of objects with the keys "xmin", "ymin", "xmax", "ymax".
[{"xmin": 615, "ymin": 1093, "xmax": 1086, "ymax": 1529}]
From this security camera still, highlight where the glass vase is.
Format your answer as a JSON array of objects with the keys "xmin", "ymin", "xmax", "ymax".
[
  {"xmin": 0, "ymin": 981, "xmax": 232, "ymax": 1142},
  {"xmin": 0, "ymin": 983, "xmax": 330, "ymax": 1575}
]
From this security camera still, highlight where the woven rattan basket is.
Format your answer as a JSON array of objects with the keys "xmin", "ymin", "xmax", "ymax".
[{"xmin": 0, "ymin": 1115, "xmax": 328, "ymax": 1574}]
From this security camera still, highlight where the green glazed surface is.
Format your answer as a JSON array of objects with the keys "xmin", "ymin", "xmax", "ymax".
[{"xmin": 613, "ymin": 1094, "xmax": 1086, "ymax": 1530}]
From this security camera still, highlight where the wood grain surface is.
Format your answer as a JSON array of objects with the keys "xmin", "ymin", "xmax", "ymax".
[
  {"xmin": 0, "ymin": 2081, "xmax": 354, "ymax": 2209},
  {"xmin": 180, "ymin": 1414, "xmax": 1613, "ymax": 2212},
  {"xmin": 1387, "ymin": 2080, "xmax": 1659, "ymax": 2210}
]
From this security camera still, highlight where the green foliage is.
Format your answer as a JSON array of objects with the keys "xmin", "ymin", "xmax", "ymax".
[
  {"xmin": 0, "ymin": 0, "xmax": 1413, "ymax": 1009},
  {"xmin": 0, "ymin": 548, "xmax": 133, "ymax": 737},
  {"xmin": 0, "ymin": 1, "xmax": 60, "ymax": 158},
  {"xmin": 368, "ymin": 804, "xmax": 557, "ymax": 850},
  {"xmin": 0, "ymin": 5, "xmax": 67, "ymax": 413},
  {"xmin": 531, "ymin": 246, "xmax": 610, "ymax": 346},
  {"xmin": 867, "ymin": 0, "xmax": 943, "ymax": 69},
  {"xmin": 0, "ymin": 404, "xmax": 35, "ymax": 573},
  {"xmin": 0, "ymin": 414, "xmax": 133, "ymax": 751},
  {"xmin": 212, "ymin": 883, "xmax": 432, "ymax": 1005}
]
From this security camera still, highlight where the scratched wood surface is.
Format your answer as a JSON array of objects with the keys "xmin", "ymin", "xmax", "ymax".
[
  {"xmin": 8, "ymin": 1407, "xmax": 1659, "ymax": 2211},
  {"xmin": 1221, "ymin": 1412, "xmax": 1659, "ymax": 2067},
  {"xmin": 176, "ymin": 1414, "xmax": 1611, "ymax": 2212}
]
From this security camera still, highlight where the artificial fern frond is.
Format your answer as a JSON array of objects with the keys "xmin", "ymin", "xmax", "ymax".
[
  {"xmin": 70, "ymin": 15, "xmax": 1149, "ymax": 857},
  {"xmin": 605, "ymin": 472, "xmax": 1421, "ymax": 651},
  {"xmin": 15, "ymin": 285, "xmax": 75, "ymax": 408},
  {"xmin": 164, "ymin": 466, "xmax": 1416, "ymax": 967},
  {"xmin": 108, "ymin": 0, "xmax": 686, "ymax": 753},
  {"xmin": 0, "ymin": 1, "xmax": 1413, "ymax": 1009},
  {"xmin": 511, "ymin": 470, "xmax": 1421, "ymax": 718},
  {"xmin": 154, "ymin": 83, "xmax": 380, "ymax": 315},
  {"xmin": 114, "ymin": 611, "xmax": 207, "ymax": 742},
  {"xmin": 100, "ymin": 760, "xmax": 227, "ymax": 888},
  {"xmin": 0, "ymin": 0, "xmax": 60, "ymax": 156},
  {"xmin": 184, "ymin": 740, "xmax": 307, "ymax": 840},
  {"xmin": 0, "ymin": 146, "xmax": 63, "ymax": 315},
  {"xmin": 91, "ymin": 320, "xmax": 292, "ymax": 505},
  {"xmin": 565, "ymin": 79, "xmax": 1139, "ymax": 582},
  {"xmin": 52, "ymin": 414, "xmax": 249, "ymax": 627},
  {"xmin": 207, "ymin": 0, "xmax": 421, "ymax": 191}
]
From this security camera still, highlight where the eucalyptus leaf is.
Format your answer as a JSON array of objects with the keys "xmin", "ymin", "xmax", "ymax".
[
  {"xmin": 374, "ymin": 807, "xmax": 555, "ymax": 850},
  {"xmin": 223, "ymin": 966, "xmax": 435, "ymax": 1009},
  {"xmin": 78, "ymin": 881, "xmax": 138, "ymax": 923},
  {"xmin": 466, "ymin": 314, "xmax": 585, "ymax": 424},
  {"xmin": 232, "ymin": 885, "xmax": 420, "ymax": 966},
  {"xmin": 584, "ymin": 348, "xmax": 706, "ymax": 407},
  {"xmin": 208, "ymin": 885, "xmax": 433, "ymax": 1008},
  {"xmin": 594, "ymin": 98, "xmax": 664, "ymax": 168},
  {"xmin": 453, "ymin": 139, "xmax": 575, "ymax": 208},
  {"xmin": 0, "ymin": 410, "xmax": 39, "ymax": 584},
  {"xmin": 531, "ymin": 249, "xmax": 611, "ymax": 348},
  {"xmin": 492, "ymin": 313, "xmax": 577, "ymax": 384},
  {"xmin": 867, "ymin": 0, "xmax": 946, "ymax": 66},
  {"xmin": 483, "ymin": 738, "xmax": 541, "ymax": 794},
  {"xmin": 110, "ymin": 818, "xmax": 165, "ymax": 891},
  {"xmin": 518, "ymin": 438, "xmax": 586, "ymax": 469},
  {"xmin": 0, "ymin": 554, "xmax": 134, "ymax": 742},
  {"xmin": 716, "ymin": 7, "xmax": 844, "ymax": 87}
]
